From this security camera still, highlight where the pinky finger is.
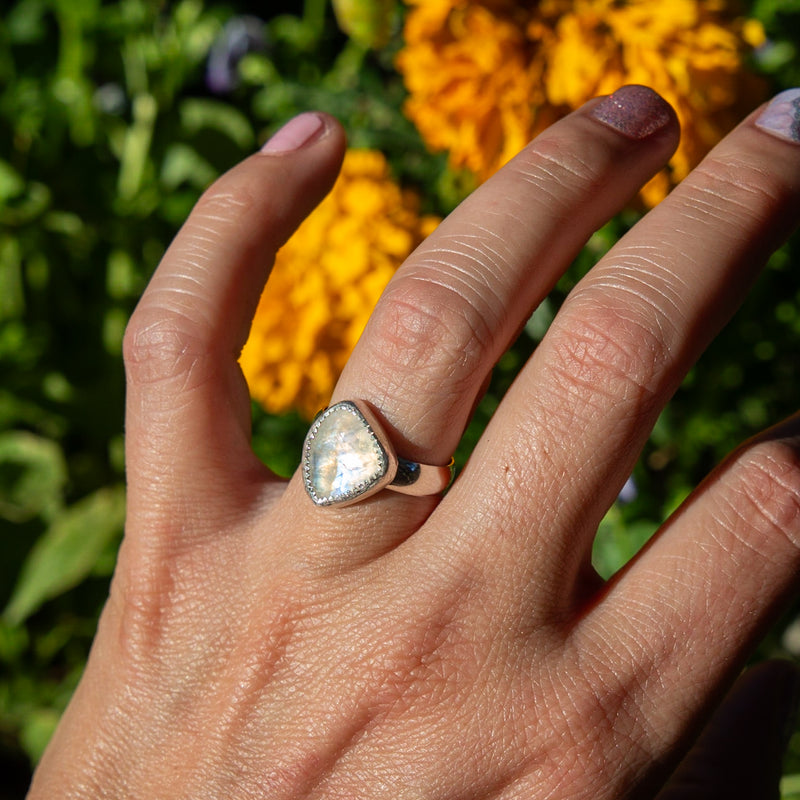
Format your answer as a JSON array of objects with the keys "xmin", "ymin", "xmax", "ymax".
[{"xmin": 575, "ymin": 415, "xmax": 800, "ymax": 767}]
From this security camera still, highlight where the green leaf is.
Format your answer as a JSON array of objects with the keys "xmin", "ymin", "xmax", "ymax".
[
  {"xmin": 0, "ymin": 618, "xmax": 29, "ymax": 663},
  {"xmin": 179, "ymin": 98, "xmax": 255, "ymax": 150},
  {"xmin": 331, "ymin": 0, "xmax": 396, "ymax": 49},
  {"xmin": 117, "ymin": 93, "xmax": 158, "ymax": 201},
  {"xmin": 6, "ymin": 0, "xmax": 50, "ymax": 45},
  {"xmin": 160, "ymin": 143, "xmax": 217, "ymax": 191},
  {"xmin": 4, "ymin": 485, "xmax": 126, "ymax": 625},
  {"xmin": 106, "ymin": 248, "xmax": 143, "ymax": 300},
  {"xmin": 19, "ymin": 707, "xmax": 61, "ymax": 764},
  {"xmin": 0, "ymin": 431, "xmax": 67, "ymax": 524},
  {"xmin": 0, "ymin": 159, "xmax": 25, "ymax": 202},
  {"xmin": 0, "ymin": 237, "xmax": 25, "ymax": 321},
  {"xmin": 781, "ymin": 772, "xmax": 800, "ymax": 799},
  {"xmin": 592, "ymin": 511, "xmax": 658, "ymax": 580}
]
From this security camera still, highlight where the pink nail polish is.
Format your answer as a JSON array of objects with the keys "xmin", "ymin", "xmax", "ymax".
[
  {"xmin": 260, "ymin": 112, "xmax": 326, "ymax": 154},
  {"xmin": 755, "ymin": 89, "xmax": 800, "ymax": 144},
  {"xmin": 590, "ymin": 85, "xmax": 674, "ymax": 140}
]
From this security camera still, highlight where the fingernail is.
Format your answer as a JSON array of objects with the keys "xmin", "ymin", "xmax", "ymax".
[
  {"xmin": 590, "ymin": 85, "xmax": 674, "ymax": 140},
  {"xmin": 260, "ymin": 112, "xmax": 326, "ymax": 154},
  {"xmin": 755, "ymin": 88, "xmax": 800, "ymax": 144}
]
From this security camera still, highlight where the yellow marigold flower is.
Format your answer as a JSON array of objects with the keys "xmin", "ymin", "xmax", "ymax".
[
  {"xmin": 398, "ymin": 1, "xmax": 542, "ymax": 179},
  {"xmin": 398, "ymin": 0, "xmax": 766, "ymax": 205},
  {"xmin": 240, "ymin": 149, "xmax": 440, "ymax": 419}
]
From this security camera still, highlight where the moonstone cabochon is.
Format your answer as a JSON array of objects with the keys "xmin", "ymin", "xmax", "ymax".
[{"xmin": 302, "ymin": 401, "xmax": 393, "ymax": 506}]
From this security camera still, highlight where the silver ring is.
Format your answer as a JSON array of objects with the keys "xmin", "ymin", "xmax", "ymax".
[{"xmin": 302, "ymin": 400, "xmax": 454, "ymax": 507}]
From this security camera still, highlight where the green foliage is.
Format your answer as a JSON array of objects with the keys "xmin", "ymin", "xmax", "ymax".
[
  {"xmin": 2, "ymin": 0, "xmax": 800, "ymax": 794},
  {"xmin": 5, "ymin": 485, "xmax": 126, "ymax": 627}
]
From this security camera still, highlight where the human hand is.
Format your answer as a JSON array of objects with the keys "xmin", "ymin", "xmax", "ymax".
[{"xmin": 27, "ymin": 86, "xmax": 800, "ymax": 799}]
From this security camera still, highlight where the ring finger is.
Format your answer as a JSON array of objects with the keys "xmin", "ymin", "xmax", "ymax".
[{"xmin": 282, "ymin": 86, "xmax": 680, "ymax": 556}]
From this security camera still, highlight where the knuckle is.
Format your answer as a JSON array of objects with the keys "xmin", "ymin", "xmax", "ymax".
[
  {"xmin": 366, "ymin": 278, "xmax": 493, "ymax": 390},
  {"xmin": 545, "ymin": 294, "xmax": 667, "ymax": 412},
  {"xmin": 722, "ymin": 437, "xmax": 800, "ymax": 553},
  {"xmin": 123, "ymin": 309, "xmax": 207, "ymax": 389}
]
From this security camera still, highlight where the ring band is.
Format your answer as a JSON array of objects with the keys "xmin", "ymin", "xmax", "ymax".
[{"xmin": 302, "ymin": 400, "xmax": 454, "ymax": 507}]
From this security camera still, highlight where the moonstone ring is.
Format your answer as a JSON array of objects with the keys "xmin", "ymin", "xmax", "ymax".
[{"xmin": 301, "ymin": 400, "xmax": 454, "ymax": 507}]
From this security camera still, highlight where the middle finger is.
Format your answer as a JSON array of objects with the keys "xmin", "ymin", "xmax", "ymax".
[{"xmin": 281, "ymin": 87, "xmax": 680, "ymax": 555}]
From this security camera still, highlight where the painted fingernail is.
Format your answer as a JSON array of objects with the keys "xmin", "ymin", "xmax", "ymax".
[
  {"xmin": 260, "ymin": 112, "xmax": 326, "ymax": 154},
  {"xmin": 755, "ymin": 88, "xmax": 800, "ymax": 144},
  {"xmin": 590, "ymin": 85, "xmax": 674, "ymax": 140}
]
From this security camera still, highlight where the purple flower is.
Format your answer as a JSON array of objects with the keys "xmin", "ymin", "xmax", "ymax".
[
  {"xmin": 206, "ymin": 16, "xmax": 267, "ymax": 94},
  {"xmin": 617, "ymin": 476, "xmax": 637, "ymax": 505}
]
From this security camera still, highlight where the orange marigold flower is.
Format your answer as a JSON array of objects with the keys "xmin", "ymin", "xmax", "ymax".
[
  {"xmin": 397, "ymin": 0, "xmax": 766, "ymax": 205},
  {"xmin": 240, "ymin": 149, "xmax": 440, "ymax": 419}
]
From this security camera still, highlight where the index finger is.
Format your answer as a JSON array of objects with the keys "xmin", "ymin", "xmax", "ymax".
[{"xmin": 123, "ymin": 114, "xmax": 346, "ymax": 521}]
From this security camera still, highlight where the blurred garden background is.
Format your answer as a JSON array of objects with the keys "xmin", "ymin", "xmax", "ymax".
[{"xmin": 4, "ymin": 0, "xmax": 800, "ymax": 795}]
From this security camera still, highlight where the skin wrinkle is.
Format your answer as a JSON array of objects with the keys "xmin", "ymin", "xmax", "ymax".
[
  {"xmin": 546, "ymin": 349, "xmax": 653, "ymax": 408},
  {"xmin": 373, "ymin": 284, "xmax": 495, "ymax": 381},
  {"xmin": 448, "ymin": 229, "xmax": 517, "ymax": 287},
  {"xmin": 191, "ymin": 191, "xmax": 252, "ymax": 231},
  {"xmin": 572, "ymin": 260, "xmax": 688, "ymax": 342},
  {"xmin": 684, "ymin": 185, "xmax": 764, "ymax": 228},
  {"xmin": 588, "ymin": 281, "xmax": 679, "ymax": 362},
  {"xmin": 516, "ymin": 660, "xmax": 652, "ymax": 800},
  {"xmin": 127, "ymin": 326, "xmax": 211, "ymax": 399},
  {"xmin": 707, "ymin": 487, "xmax": 772, "ymax": 563},
  {"xmin": 590, "ymin": 255, "xmax": 691, "ymax": 319},
  {"xmin": 677, "ymin": 161, "xmax": 784, "ymax": 240},
  {"xmin": 126, "ymin": 322, "xmax": 200, "ymax": 386},
  {"xmin": 677, "ymin": 190, "xmax": 760, "ymax": 240},
  {"xmin": 507, "ymin": 169, "xmax": 576, "ymax": 220},
  {"xmin": 175, "ymin": 234, "xmax": 223, "ymax": 259},
  {"xmin": 690, "ymin": 155, "xmax": 782, "ymax": 204},
  {"xmin": 415, "ymin": 226, "xmax": 518, "ymax": 294},
  {"xmin": 151, "ymin": 283, "xmax": 208, "ymax": 304},
  {"xmin": 717, "ymin": 445, "xmax": 800, "ymax": 553},
  {"xmin": 144, "ymin": 276, "xmax": 213, "ymax": 304},
  {"xmin": 544, "ymin": 313, "xmax": 667, "ymax": 407},
  {"xmin": 126, "ymin": 305, "xmax": 245, "ymax": 407},
  {"xmin": 158, "ymin": 269, "xmax": 211, "ymax": 291},
  {"xmin": 514, "ymin": 133, "xmax": 603, "ymax": 192},
  {"xmin": 565, "ymin": 638, "xmax": 673, "ymax": 780},
  {"xmin": 299, "ymin": 603, "xmax": 485, "ymax": 799},
  {"xmin": 406, "ymin": 251, "xmax": 509, "ymax": 325}
]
